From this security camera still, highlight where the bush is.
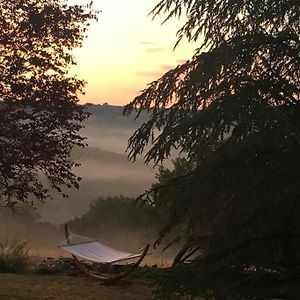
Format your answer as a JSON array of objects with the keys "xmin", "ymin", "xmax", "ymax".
[{"xmin": 0, "ymin": 239, "xmax": 30, "ymax": 273}]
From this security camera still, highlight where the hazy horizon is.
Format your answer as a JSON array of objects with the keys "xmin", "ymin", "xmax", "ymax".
[{"xmin": 35, "ymin": 104, "xmax": 157, "ymax": 224}]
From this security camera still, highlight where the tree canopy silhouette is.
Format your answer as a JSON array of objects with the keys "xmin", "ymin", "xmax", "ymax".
[
  {"xmin": 124, "ymin": 0, "xmax": 300, "ymax": 298},
  {"xmin": 0, "ymin": 0, "xmax": 97, "ymax": 207}
]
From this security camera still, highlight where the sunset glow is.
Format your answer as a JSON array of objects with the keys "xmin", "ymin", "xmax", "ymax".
[{"xmin": 70, "ymin": 0, "xmax": 198, "ymax": 105}]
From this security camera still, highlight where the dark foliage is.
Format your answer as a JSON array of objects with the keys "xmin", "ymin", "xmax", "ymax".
[
  {"xmin": 124, "ymin": 0, "xmax": 300, "ymax": 298},
  {"xmin": 0, "ymin": 0, "xmax": 98, "ymax": 207}
]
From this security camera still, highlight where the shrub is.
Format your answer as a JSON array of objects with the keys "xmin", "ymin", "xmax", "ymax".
[{"xmin": 0, "ymin": 239, "xmax": 30, "ymax": 273}]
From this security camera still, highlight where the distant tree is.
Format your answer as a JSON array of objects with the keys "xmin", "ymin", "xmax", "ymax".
[
  {"xmin": 125, "ymin": 0, "xmax": 300, "ymax": 298},
  {"xmin": 67, "ymin": 195, "xmax": 161, "ymax": 247},
  {"xmin": 0, "ymin": 0, "xmax": 97, "ymax": 207}
]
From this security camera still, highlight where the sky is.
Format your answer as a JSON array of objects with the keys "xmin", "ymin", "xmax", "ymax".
[{"xmin": 69, "ymin": 0, "xmax": 198, "ymax": 105}]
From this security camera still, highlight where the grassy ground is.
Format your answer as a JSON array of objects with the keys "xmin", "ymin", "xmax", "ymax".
[{"xmin": 0, "ymin": 273, "xmax": 154, "ymax": 300}]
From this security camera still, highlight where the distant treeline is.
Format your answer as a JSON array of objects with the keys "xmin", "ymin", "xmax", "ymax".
[
  {"xmin": 85, "ymin": 104, "xmax": 149, "ymax": 128},
  {"xmin": 0, "ymin": 207, "xmax": 59, "ymax": 247},
  {"xmin": 72, "ymin": 145, "xmax": 146, "ymax": 167},
  {"xmin": 66, "ymin": 196, "xmax": 162, "ymax": 251},
  {"xmin": 0, "ymin": 196, "xmax": 163, "ymax": 252}
]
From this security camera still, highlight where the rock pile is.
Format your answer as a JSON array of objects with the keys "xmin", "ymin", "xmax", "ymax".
[
  {"xmin": 35, "ymin": 257, "xmax": 76, "ymax": 274},
  {"xmin": 34, "ymin": 257, "xmax": 139, "ymax": 275}
]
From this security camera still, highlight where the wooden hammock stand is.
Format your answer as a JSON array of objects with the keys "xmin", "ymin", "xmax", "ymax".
[{"xmin": 64, "ymin": 224, "xmax": 149, "ymax": 284}]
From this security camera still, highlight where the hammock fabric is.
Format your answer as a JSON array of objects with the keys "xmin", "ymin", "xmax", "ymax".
[
  {"xmin": 59, "ymin": 225, "xmax": 149, "ymax": 283},
  {"xmin": 60, "ymin": 240, "xmax": 143, "ymax": 263}
]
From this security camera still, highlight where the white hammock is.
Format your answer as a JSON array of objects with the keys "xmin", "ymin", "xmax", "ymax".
[{"xmin": 59, "ymin": 231, "xmax": 144, "ymax": 264}]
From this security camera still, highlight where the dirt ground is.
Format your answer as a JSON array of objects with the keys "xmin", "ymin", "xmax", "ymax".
[{"xmin": 0, "ymin": 273, "xmax": 154, "ymax": 300}]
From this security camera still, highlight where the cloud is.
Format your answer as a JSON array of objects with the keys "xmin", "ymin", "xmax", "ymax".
[
  {"xmin": 136, "ymin": 64, "xmax": 175, "ymax": 78},
  {"xmin": 136, "ymin": 71, "xmax": 164, "ymax": 78},
  {"xmin": 137, "ymin": 40, "xmax": 156, "ymax": 46},
  {"xmin": 145, "ymin": 47, "xmax": 165, "ymax": 53},
  {"xmin": 136, "ymin": 40, "xmax": 166, "ymax": 53}
]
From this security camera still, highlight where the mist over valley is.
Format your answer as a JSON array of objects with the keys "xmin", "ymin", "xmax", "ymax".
[{"xmin": 38, "ymin": 104, "xmax": 156, "ymax": 224}]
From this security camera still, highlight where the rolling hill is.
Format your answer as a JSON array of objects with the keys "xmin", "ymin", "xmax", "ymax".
[{"xmin": 38, "ymin": 104, "xmax": 156, "ymax": 224}]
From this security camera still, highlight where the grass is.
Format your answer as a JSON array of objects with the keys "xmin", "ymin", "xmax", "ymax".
[
  {"xmin": 0, "ymin": 273, "xmax": 154, "ymax": 300},
  {"xmin": 0, "ymin": 240, "xmax": 157, "ymax": 299},
  {"xmin": 0, "ymin": 239, "xmax": 29, "ymax": 273}
]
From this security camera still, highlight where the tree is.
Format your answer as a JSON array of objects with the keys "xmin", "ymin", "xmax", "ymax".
[
  {"xmin": 0, "ymin": 0, "xmax": 97, "ymax": 207},
  {"xmin": 124, "ymin": 0, "xmax": 300, "ymax": 298},
  {"xmin": 67, "ymin": 195, "xmax": 162, "ymax": 248}
]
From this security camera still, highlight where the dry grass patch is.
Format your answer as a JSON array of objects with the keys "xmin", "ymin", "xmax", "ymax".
[{"xmin": 0, "ymin": 273, "xmax": 153, "ymax": 300}]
